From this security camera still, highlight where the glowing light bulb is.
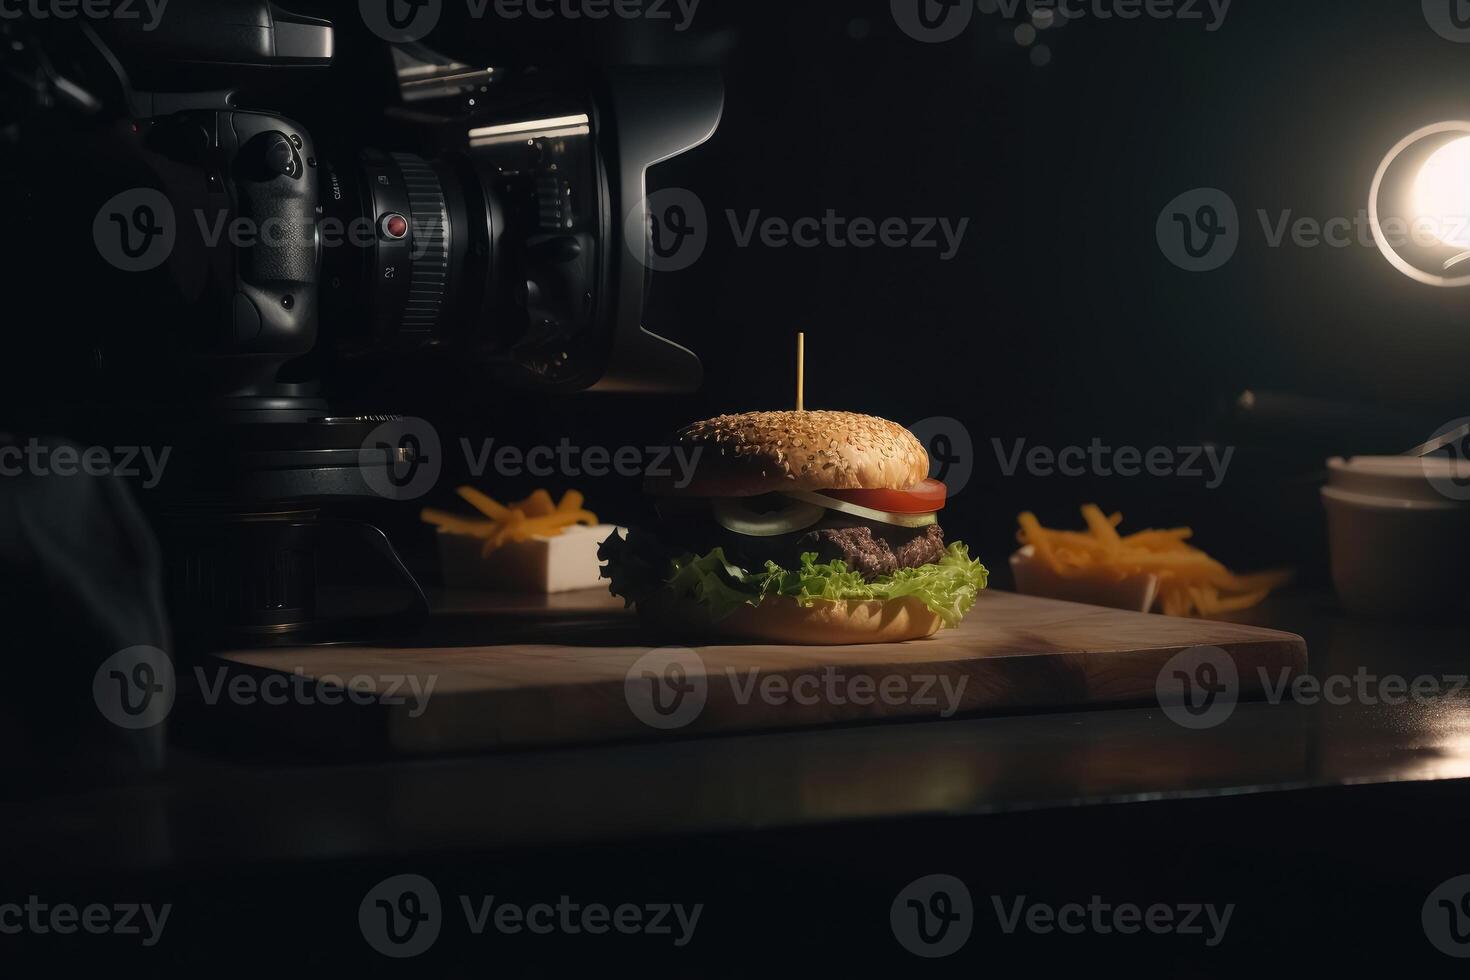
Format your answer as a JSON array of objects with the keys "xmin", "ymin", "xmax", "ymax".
[{"xmin": 1413, "ymin": 136, "xmax": 1470, "ymax": 249}]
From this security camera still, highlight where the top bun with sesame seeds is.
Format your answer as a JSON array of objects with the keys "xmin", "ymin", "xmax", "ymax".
[{"xmin": 647, "ymin": 410, "xmax": 931, "ymax": 497}]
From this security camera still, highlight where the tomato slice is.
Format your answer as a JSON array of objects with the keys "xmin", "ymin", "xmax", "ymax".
[{"xmin": 822, "ymin": 478, "xmax": 947, "ymax": 515}]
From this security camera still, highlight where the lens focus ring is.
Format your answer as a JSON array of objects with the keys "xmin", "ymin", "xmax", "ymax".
[{"xmin": 391, "ymin": 153, "xmax": 449, "ymax": 335}]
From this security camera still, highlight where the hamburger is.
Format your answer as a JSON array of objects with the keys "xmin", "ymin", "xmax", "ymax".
[{"xmin": 599, "ymin": 411, "xmax": 989, "ymax": 644}]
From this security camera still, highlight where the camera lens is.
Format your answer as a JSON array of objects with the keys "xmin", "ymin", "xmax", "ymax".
[
  {"xmin": 320, "ymin": 150, "xmax": 487, "ymax": 354},
  {"xmin": 319, "ymin": 108, "xmax": 603, "ymax": 385}
]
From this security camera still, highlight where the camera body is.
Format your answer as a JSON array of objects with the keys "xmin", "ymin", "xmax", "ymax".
[
  {"xmin": 106, "ymin": 104, "xmax": 327, "ymax": 403},
  {"xmin": 49, "ymin": 4, "xmax": 719, "ymax": 414}
]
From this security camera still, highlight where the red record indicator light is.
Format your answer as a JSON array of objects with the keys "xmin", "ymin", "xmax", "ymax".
[{"xmin": 380, "ymin": 213, "xmax": 409, "ymax": 240}]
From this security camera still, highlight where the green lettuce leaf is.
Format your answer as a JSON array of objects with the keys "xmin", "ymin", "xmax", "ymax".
[
  {"xmin": 664, "ymin": 548, "xmax": 762, "ymax": 622},
  {"xmin": 600, "ymin": 529, "xmax": 988, "ymax": 629}
]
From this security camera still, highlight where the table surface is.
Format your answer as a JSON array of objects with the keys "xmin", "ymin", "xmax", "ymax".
[
  {"xmin": 215, "ymin": 589, "xmax": 1306, "ymax": 752},
  {"xmin": 7, "ymin": 589, "xmax": 1470, "ymax": 875}
]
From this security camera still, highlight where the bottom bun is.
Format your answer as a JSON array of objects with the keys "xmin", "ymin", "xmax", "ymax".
[{"xmin": 638, "ymin": 592, "xmax": 944, "ymax": 645}]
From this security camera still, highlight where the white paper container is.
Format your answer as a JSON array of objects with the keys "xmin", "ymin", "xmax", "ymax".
[
  {"xmin": 438, "ymin": 524, "xmax": 620, "ymax": 594},
  {"xmin": 1322, "ymin": 456, "xmax": 1470, "ymax": 617},
  {"xmin": 1009, "ymin": 545, "xmax": 1160, "ymax": 614}
]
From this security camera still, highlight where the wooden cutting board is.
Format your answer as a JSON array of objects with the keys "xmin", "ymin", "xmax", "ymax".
[{"xmin": 210, "ymin": 590, "xmax": 1305, "ymax": 754}]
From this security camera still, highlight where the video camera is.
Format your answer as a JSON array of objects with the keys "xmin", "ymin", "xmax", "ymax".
[{"xmin": 0, "ymin": 0, "xmax": 723, "ymax": 644}]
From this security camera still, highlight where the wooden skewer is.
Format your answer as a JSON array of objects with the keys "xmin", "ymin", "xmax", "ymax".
[{"xmin": 796, "ymin": 332, "xmax": 806, "ymax": 412}]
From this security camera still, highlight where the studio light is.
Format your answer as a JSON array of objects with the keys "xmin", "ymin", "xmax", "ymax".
[{"xmin": 1369, "ymin": 120, "xmax": 1470, "ymax": 287}]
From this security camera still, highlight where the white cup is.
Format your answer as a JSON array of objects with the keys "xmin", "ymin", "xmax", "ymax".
[{"xmin": 1321, "ymin": 456, "xmax": 1470, "ymax": 617}]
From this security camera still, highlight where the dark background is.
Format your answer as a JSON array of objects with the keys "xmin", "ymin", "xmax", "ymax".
[
  {"xmin": 399, "ymin": 0, "xmax": 1470, "ymax": 588},
  {"xmin": 11, "ymin": 0, "xmax": 1470, "ymax": 584},
  {"xmin": 9, "ymin": 5, "xmax": 1470, "ymax": 973}
]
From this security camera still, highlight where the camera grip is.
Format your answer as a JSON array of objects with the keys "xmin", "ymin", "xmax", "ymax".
[{"xmin": 231, "ymin": 122, "xmax": 319, "ymax": 355}]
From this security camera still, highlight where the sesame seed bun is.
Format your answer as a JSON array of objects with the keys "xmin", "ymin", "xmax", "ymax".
[
  {"xmin": 638, "ymin": 592, "xmax": 944, "ymax": 645},
  {"xmin": 648, "ymin": 410, "xmax": 931, "ymax": 497}
]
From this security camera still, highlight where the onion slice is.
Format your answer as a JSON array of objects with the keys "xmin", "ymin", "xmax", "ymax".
[
  {"xmin": 712, "ymin": 497, "xmax": 827, "ymax": 538},
  {"xmin": 784, "ymin": 490, "xmax": 939, "ymax": 529}
]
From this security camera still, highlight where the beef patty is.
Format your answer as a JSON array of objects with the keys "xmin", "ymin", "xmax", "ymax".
[
  {"xmin": 795, "ymin": 522, "xmax": 947, "ymax": 579},
  {"xmin": 653, "ymin": 495, "xmax": 949, "ymax": 581},
  {"xmin": 659, "ymin": 510, "xmax": 947, "ymax": 582}
]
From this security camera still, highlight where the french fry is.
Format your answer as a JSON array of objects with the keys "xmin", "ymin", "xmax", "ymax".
[
  {"xmin": 456, "ymin": 486, "xmax": 511, "ymax": 521},
  {"xmin": 432, "ymin": 488, "xmax": 602, "ymax": 556},
  {"xmin": 1081, "ymin": 504, "xmax": 1122, "ymax": 552},
  {"xmin": 1018, "ymin": 512, "xmax": 1062, "ymax": 574},
  {"xmin": 421, "ymin": 509, "xmax": 496, "ymax": 537},
  {"xmin": 1120, "ymin": 529, "xmax": 1194, "ymax": 548},
  {"xmin": 1204, "ymin": 589, "xmax": 1271, "ymax": 614},
  {"xmin": 520, "ymin": 489, "xmax": 556, "ymax": 518},
  {"xmin": 1042, "ymin": 531, "xmax": 1115, "ymax": 555},
  {"xmin": 1117, "ymin": 552, "xmax": 1227, "ymax": 573},
  {"xmin": 1015, "ymin": 506, "xmax": 1291, "ymax": 618}
]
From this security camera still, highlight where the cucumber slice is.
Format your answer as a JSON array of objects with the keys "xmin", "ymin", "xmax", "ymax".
[
  {"xmin": 712, "ymin": 496, "xmax": 826, "ymax": 537},
  {"xmin": 785, "ymin": 490, "xmax": 939, "ymax": 529}
]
